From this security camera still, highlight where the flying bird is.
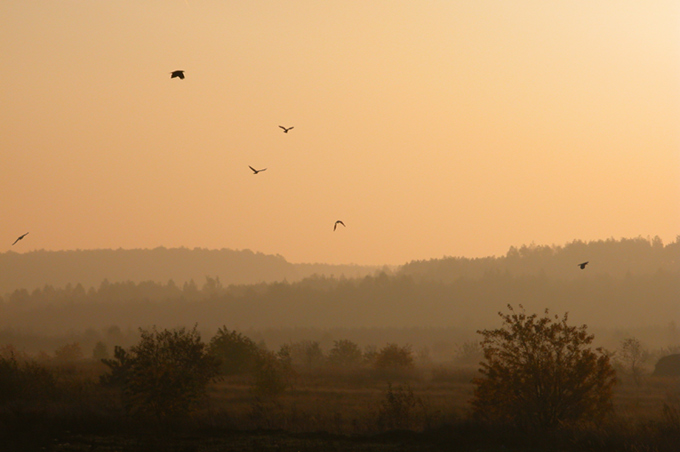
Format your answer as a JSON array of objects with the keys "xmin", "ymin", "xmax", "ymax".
[
  {"xmin": 333, "ymin": 220, "xmax": 345, "ymax": 231},
  {"xmin": 578, "ymin": 261, "xmax": 589, "ymax": 270},
  {"xmin": 249, "ymin": 166, "xmax": 267, "ymax": 174},
  {"xmin": 279, "ymin": 126, "xmax": 294, "ymax": 133},
  {"xmin": 170, "ymin": 70, "xmax": 185, "ymax": 79},
  {"xmin": 12, "ymin": 232, "xmax": 29, "ymax": 246}
]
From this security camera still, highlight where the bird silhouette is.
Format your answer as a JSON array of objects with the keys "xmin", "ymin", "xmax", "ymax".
[
  {"xmin": 578, "ymin": 261, "xmax": 589, "ymax": 270},
  {"xmin": 333, "ymin": 220, "xmax": 345, "ymax": 231},
  {"xmin": 12, "ymin": 232, "xmax": 29, "ymax": 246},
  {"xmin": 279, "ymin": 126, "xmax": 294, "ymax": 133},
  {"xmin": 249, "ymin": 166, "xmax": 267, "ymax": 174},
  {"xmin": 170, "ymin": 70, "xmax": 185, "ymax": 79}
]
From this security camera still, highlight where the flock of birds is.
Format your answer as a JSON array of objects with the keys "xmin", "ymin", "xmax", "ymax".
[
  {"xmin": 9, "ymin": 70, "xmax": 346, "ymax": 252},
  {"xmin": 10, "ymin": 69, "xmax": 589, "ymax": 270}
]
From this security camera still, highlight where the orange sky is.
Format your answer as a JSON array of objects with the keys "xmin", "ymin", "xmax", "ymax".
[{"xmin": 2, "ymin": 1, "xmax": 679, "ymax": 265}]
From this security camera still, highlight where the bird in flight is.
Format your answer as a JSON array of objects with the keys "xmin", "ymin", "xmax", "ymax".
[
  {"xmin": 279, "ymin": 126, "xmax": 294, "ymax": 133},
  {"xmin": 578, "ymin": 261, "xmax": 589, "ymax": 270},
  {"xmin": 170, "ymin": 70, "xmax": 185, "ymax": 79},
  {"xmin": 249, "ymin": 166, "xmax": 267, "ymax": 174},
  {"xmin": 333, "ymin": 220, "xmax": 345, "ymax": 231},
  {"xmin": 12, "ymin": 232, "xmax": 29, "ymax": 246}
]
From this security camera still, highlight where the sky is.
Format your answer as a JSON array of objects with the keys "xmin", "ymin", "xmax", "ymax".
[{"xmin": 2, "ymin": 1, "xmax": 679, "ymax": 266}]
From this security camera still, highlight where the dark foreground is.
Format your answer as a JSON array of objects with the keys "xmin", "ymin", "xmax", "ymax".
[{"xmin": 1, "ymin": 429, "xmax": 590, "ymax": 452}]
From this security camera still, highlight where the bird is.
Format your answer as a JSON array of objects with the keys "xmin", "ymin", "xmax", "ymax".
[
  {"xmin": 249, "ymin": 166, "xmax": 267, "ymax": 174},
  {"xmin": 12, "ymin": 232, "xmax": 29, "ymax": 246},
  {"xmin": 279, "ymin": 126, "xmax": 294, "ymax": 133},
  {"xmin": 170, "ymin": 70, "xmax": 185, "ymax": 79},
  {"xmin": 333, "ymin": 220, "xmax": 345, "ymax": 231},
  {"xmin": 578, "ymin": 261, "xmax": 589, "ymax": 270}
]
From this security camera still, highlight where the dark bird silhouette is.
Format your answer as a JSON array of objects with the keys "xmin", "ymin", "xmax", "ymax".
[
  {"xmin": 170, "ymin": 70, "xmax": 185, "ymax": 79},
  {"xmin": 333, "ymin": 220, "xmax": 345, "ymax": 231},
  {"xmin": 279, "ymin": 126, "xmax": 294, "ymax": 133},
  {"xmin": 12, "ymin": 232, "xmax": 29, "ymax": 246},
  {"xmin": 578, "ymin": 261, "xmax": 589, "ymax": 270},
  {"xmin": 249, "ymin": 166, "xmax": 267, "ymax": 174}
]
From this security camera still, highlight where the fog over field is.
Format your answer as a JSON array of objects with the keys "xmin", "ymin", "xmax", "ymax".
[{"xmin": 1, "ymin": 237, "xmax": 677, "ymax": 355}]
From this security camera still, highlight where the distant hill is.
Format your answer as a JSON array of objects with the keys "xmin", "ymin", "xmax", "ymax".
[
  {"xmin": 0, "ymin": 247, "xmax": 380, "ymax": 296},
  {"xmin": 398, "ymin": 236, "xmax": 679, "ymax": 282}
]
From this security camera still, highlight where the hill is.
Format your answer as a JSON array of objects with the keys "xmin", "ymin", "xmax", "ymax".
[{"xmin": 0, "ymin": 247, "xmax": 379, "ymax": 296}]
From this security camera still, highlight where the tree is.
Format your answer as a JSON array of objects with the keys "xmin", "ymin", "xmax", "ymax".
[
  {"xmin": 374, "ymin": 343, "xmax": 414, "ymax": 370},
  {"xmin": 54, "ymin": 342, "xmax": 83, "ymax": 362},
  {"xmin": 287, "ymin": 340, "xmax": 325, "ymax": 370},
  {"xmin": 208, "ymin": 327, "xmax": 261, "ymax": 376},
  {"xmin": 92, "ymin": 341, "xmax": 109, "ymax": 360},
  {"xmin": 328, "ymin": 339, "xmax": 363, "ymax": 367},
  {"xmin": 101, "ymin": 326, "xmax": 220, "ymax": 421},
  {"xmin": 618, "ymin": 337, "xmax": 648, "ymax": 386},
  {"xmin": 472, "ymin": 305, "xmax": 616, "ymax": 429}
]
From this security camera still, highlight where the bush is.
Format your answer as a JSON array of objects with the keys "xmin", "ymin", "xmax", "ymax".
[
  {"xmin": 472, "ymin": 304, "xmax": 616, "ymax": 429},
  {"xmin": 377, "ymin": 383, "xmax": 422, "ymax": 431},
  {"xmin": 374, "ymin": 343, "xmax": 414, "ymax": 370},
  {"xmin": 100, "ymin": 326, "xmax": 220, "ymax": 421},
  {"xmin": 328, "ymin": 339, "xmax": 363, "ymax": 368},
  {"xmin": 54, "ymin": 342, "xmax": 83, "ymax": 362},
  {"xmin": 0, "ymin": 353, "xmax": 57, "ymax": 403},
  {"xmin": 92, "ymin": 341, "xmax": 109, "ymax": 360},
  {"xmin": 618, "ymin": 337, "xmax": 649, "ymax": 386},
  {"xmin": 251, "ymin": 350, "xmax": 291, "ymax": 398},
  {"xmin": 208, "ymin": 327, "xmax": 261, "ymax": 376},
  {"xmin": 284, "ymin": 340, "xmax": 325, "ymax": 370}
]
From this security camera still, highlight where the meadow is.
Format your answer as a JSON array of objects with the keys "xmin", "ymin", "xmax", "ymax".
[{"xmin": 1, "ymin": 350, "xmax": 679, "ymax": 452}]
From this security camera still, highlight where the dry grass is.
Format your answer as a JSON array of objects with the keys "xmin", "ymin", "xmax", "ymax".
[{"xmin": 2, "ymin": 359, "xmax": 680, "ymax": 451}]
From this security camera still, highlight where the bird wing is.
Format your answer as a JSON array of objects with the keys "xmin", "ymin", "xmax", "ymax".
[
  {"xmin": 279, "ymin": 126, "xmax": 286, "ymax": 130},
  {"xmin": 260, "ymin": 168, "xmax": 267, "ymax": 172},
  {"xmin": 249, "ymin": 166, "xmax": 257, "ymax": 172},
  {"xmin": 12, "ymin": 233, "xmax": 27, "ymax": 246}
]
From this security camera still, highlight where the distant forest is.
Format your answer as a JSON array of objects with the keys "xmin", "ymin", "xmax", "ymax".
[
  {"xmin": 0, "ymin": 247, "xmax": 380, "ymax": 296},
  {"xmin": 1, "ymin": 237, "xmax": 678, "ymax": 341}
]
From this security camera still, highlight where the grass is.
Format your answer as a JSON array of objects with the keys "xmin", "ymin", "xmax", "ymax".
[{"xmin": 1, "ymin": 359, "xmax": 680, "ymax": 451}]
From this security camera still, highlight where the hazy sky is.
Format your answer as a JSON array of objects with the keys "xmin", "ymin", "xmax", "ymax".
[{"xmin": 2, "ymin": 1, "xmax": 679, "ymax": 265}]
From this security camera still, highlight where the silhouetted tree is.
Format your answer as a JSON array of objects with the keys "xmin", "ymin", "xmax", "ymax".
[
  {"xmin": 92, "ymin": 341, "xmax": 109, "ymax": 360},
  {"xmin": 208, "ymin": 327, "xmax": 261, "ymax": 376},
  {"xmin": 328, "ymin": 339, "xmax": 363, "ymax": 367},
  {"xmin": 287, "ymin": 340, "xmax": 325, "ymax": 370},
  {"xmin": 54, "ymin": 342, "xmax": 83, "ymax": 362},
  {"xmin": 472, "ymin": 305, "xmax": 616, "ymax": 429},
  {"xmin": 374, "ymin": 343, "xmax": 414, "ymax": 370},
  {"xmin": 100, "ymin": 326, "xmax": 220, "ymax": 421},
  {"xmin": 0, "ymin": 353, "xmax": 56, "ymax": 403},
  {"xmin": 618, "ymin": 337, "xmax": 649, "ymax": 386}
]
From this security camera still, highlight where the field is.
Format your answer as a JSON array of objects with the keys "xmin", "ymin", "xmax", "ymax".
[{"xmin": 2, "ymin": 358, "xmax": 680, "ymax": 452}]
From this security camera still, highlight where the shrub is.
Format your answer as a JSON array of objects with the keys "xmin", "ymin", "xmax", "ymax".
[
  {"xmin": 472, "ymin": 304, "xmax": 616, "ymax": 429},
  {"xmin": 285, "ymin": 340, "xmax": 325, "ymax": 370},
  {"xmin": 618, "ymin": 337, "xmax": 649, "ymax": 386},
  {"xmin": 100, "ymin": 326, "xmax": 220, "ymax": 421},
  {"xmin": 54, "ymin": 342, "xmax": 83, "ymax": 362},
  {"xmin": 0, "ymin": 353, "xmax": 56, "ymax": 403},
  {"xmin": 377, "ymin": 383, "xmax": 422, "ymax": 431},
  {"xmin": 374, "ymin": 343, "xmax": 414, "ymax": 370},
  {"xmin": 92, "ymin": 341, "xmax": 109, "ymax": 360},
  {"xmin": 328, "ymin": 339, "xmax": 363, "ymax": 368},
  {"xmin": 208, "ymin": 327, "xmax": 261, "ymax": 376},
  {"xmin": 251, "ymin": 350, "xmax": 291, "ymax": 398}
]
